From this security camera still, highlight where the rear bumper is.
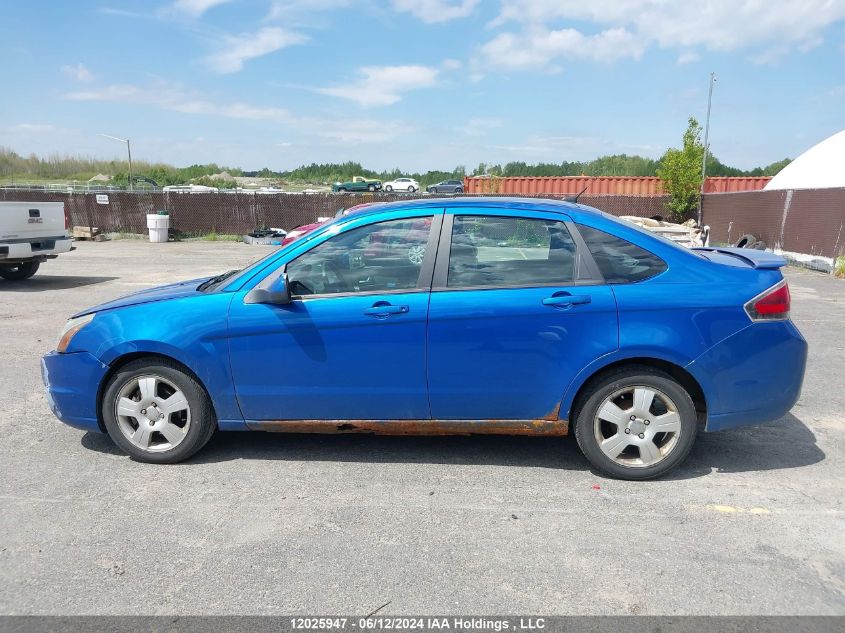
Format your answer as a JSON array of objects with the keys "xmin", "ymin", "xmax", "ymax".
[
  {"xmin": 687, "ymin": 320, "xmax": 808, "ymax": 432},
  {"xmin": 41, "ymin": 351, "xmax": 108, "ymax": 432},
  {"xmin": 1, "ymin": 237, "xmax": 73, "ymax": 261}
]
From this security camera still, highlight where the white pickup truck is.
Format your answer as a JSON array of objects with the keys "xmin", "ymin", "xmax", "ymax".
[{"xmin": 0, "ymin": 201, "xmax": 74, "ymax": 280}]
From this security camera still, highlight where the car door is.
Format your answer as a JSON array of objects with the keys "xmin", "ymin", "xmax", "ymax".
[
  {"xmin": 426, "ymin": 208, "xmax": 618, "ymax": 420},
  {"xmin": 228, "ymin": 210, "xmax": 443, "ymax": 421}
]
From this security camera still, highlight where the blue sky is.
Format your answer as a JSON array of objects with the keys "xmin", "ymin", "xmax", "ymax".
[{"xmin": 1, "ymin": 0, "xmax": 844, "ymax": 172}]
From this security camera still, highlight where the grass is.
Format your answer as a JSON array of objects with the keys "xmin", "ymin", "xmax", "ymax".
[
  {"xmin": 195, "ymin": 232, "xmax": 242, "ymax": 242},
  {"xmin": 835, "ymin": 257, "xmax": 845, "ymax": 279}
]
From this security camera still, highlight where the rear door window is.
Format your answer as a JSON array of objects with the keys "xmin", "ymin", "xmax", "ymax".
[
  {"xmin": 447, "ymin": 215, "xmax": 577, "ymax": 288},
  {"xmin": 577, "ymin": 224, "xmax": 667, "ymax": 283}
]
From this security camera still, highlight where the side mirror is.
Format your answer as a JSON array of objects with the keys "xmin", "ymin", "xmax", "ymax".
[{"xmin": 245, "ymin": 272, "xmax": 292, "ymax": 305}]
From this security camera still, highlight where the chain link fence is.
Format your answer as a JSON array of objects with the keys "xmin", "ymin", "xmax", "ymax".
[
  {"xmin": 0, "ymin": 190, "xmax": 669, "ymax": 237},
  {"xmin": 4, "ymin": 187, "xmax": 842, "ymax": 260}
]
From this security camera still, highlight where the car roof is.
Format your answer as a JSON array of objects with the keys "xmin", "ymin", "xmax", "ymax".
[{"xmin": 348, "ymin": 196, "xmax": 598, "ymax": 221}]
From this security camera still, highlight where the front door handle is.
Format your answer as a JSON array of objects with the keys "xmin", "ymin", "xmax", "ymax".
[
  {"xmin": 364, "ymin": 302, "xmax": 410, "ymax": 318},
  {"xmin": 542, "ymin": 293, "xmax": 592, "ymax": 308}
]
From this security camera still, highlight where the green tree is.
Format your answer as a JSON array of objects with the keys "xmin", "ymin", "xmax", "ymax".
[{"xmin": 657, "ymin": 117, "xmax": 705, "ymax": 220}]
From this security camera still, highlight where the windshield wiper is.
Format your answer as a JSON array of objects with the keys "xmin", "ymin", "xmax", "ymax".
[{"xmin": 198, "ymin": 269, "xmax": 240, "ymax": 291}]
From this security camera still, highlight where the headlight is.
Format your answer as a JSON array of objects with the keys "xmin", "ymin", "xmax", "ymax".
[{"xmin": 57, "ymin": 313, "xmax": 96, "ymax": 353}]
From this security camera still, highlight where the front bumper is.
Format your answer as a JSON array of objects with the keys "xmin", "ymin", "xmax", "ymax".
[
  {"xmin": 687, "ymin": 320, "xmax": 808, "ymax": 432},
  {"xmin": 41, "ymin": 350, "xmax": 109, "ymax": 432}
]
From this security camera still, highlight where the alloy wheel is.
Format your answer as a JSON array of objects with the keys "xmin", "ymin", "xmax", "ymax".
[
  {"xmin": 593, "ymin": 385, "xmax": 682, "ymax": 468},
  {"xmin": 114, "ymin": 374, "xmax": 192, "ymax": 452}
]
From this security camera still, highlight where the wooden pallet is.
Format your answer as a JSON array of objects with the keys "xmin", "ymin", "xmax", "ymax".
[{"xmin": 72, "ymin": 226, "xmax": 105, "ymax": 241}]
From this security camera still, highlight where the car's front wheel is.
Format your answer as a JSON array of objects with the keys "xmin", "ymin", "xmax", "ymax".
[
  {"xmin": 101, "ymin": 358, "xmax": 216, "ymax": 463},
  {"xmin": 385, "ymin": 185, "xmax": 393, "ymax": 192},
  {"xmin": 408, "ymin": 186, "xmax": 416, "ymax": 193},
  {"xmin": 368, "ymin": 185, "xmax": 376, "ymax": 192},
  {"xmin": 573, "ymin": 366, "xmax": 698, "ymax": 480}
]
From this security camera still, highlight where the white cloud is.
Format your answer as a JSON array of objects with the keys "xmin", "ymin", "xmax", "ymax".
[
  {"xmin": 463, "ymin": 117, "xmax": 504, "ymax": 136},
  {"xmin": 483, "ymin": 0, "xmax": 845, "ymax": 72},
  {"xmin": 169, "ymin": 0, "xmax": 231, "ymax": 17},
  {"xmin": 317, "ymin": 65, "xmax": 440, "ymax": 107},
  {"xmin": 676, "ymin": 51, "xmax": 700, "ymax": 65},
  {"xmin": 204, "ymin": 27, "xmax": 307, "ymax": 73},
  {"xmin": 480, "ymin": 26, "xmax": 644, "ymax": 71},
  {"xmin": 67, "ymin": 83, "xmax": 296, "ymax": 124},
  {"xmin": 62, "ymin": 80, "xmax": 408, "ymax": 146},
  {"xmin": 442, "ymin": 58, "xmax": 462, "ymax": 70},
  {"xmin": 265, "ymin": 0, "xmax": 352, "ymax": 23},
  {"xmin": 60, "ymin": 63, "xmax": 94, "ymax": 82},
  {"xmin": 391, "ymin": 0, "xmax": 479, "ymax": 24},
  {"xmin": 11, "ymin": 123, "xmax": 57, "ymax": 133}
]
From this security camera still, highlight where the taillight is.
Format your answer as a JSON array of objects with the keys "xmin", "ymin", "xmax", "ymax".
[{"xmin": 745, "ymin": 280, "xmax": 790, "ymax": 321}]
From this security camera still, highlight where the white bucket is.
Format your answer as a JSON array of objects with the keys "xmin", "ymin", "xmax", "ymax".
[{"xmin": 147, "ymin": 214, "xmax": 170, "ymax": 243}]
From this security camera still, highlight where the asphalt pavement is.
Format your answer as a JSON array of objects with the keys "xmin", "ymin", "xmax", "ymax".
[{"xmin": 0, "ymin": 240, "xmax": 842, "ymax": 615}]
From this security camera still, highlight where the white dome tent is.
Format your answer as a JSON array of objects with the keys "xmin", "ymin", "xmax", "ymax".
[{"xmin": 765, "ymin": 130, "xmax": 845, "ymax": 190}]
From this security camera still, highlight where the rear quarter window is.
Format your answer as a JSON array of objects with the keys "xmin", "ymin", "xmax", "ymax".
[{"xmin": 578, "ymin": 224, "xmax": 667, "ymax": 283}]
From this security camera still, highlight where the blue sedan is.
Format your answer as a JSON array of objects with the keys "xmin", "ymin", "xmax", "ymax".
[{"xmin": 42, "ymin": 198, "xmax": 807, "ymax": 479}]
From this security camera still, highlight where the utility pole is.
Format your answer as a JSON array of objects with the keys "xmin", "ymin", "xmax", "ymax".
[
  {"xmin": 699, "ymin": 72, "xmax": 716, "ymax": 224},
  {"xmin": 97, "ymin": 133, "xmax": 133, "ymax": 192}
]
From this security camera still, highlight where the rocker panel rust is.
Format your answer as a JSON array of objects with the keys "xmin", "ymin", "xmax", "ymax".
[{"xmin": 247, "ymin": 404, "xmax": 568, "ymax": 436}]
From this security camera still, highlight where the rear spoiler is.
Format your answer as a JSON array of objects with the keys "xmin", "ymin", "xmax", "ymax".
[{"xmin": 692, "ymin": 247, "xmax": 787, "ymax": 269}]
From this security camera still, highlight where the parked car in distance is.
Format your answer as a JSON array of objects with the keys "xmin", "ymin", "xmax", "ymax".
[
  {"xmin": 426, "ymin": 179, "xmax": 464, "ymax": 194},
  {"xmin": 383, "ymin": 177, "xmax": 420, "ymax": 193},
  {"xmin": 0, "ymin": 201, "xmax": 73, "ymax": 280},
  {"xmin": 42, "ymin": 197, "xmax": 807, "ymax": 479},
  {"xmin": 332, "ymin": 176, "xmax": 382, "ymax": 192}
]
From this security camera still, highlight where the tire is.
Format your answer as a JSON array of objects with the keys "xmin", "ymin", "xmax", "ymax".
[
  {"xmin": 573, "ymin": 365, "xmax": 698, "ymax": 480},
  {"xmin": 101, "ymin": 358, "xmax": 217, "ymax": 464},
  {"xmin": 385, "ymin": 185, "xmax": 393, "ymax": 192},
  {"xmin": 750, "ymin": 240, "xmax": 767, "ymax": 250},
  {"xmin": 338, "ymin": 187, "xmax": 347, "ymax": 192},
  {"xmin": 408, "ymin": 186, "xmax": 416, "ymax": 193},
  {"xmin": 734, "ymin": 234, "xmax": 756, "ymax": 248},
  {"xmin": 455, "ymin": 188, "xmax": 464, "ymax": 194},
  {"xmin": 368, "ymin": 185, "xmax": 376, "ymax": 192},
  {"xmin": 0, "ymin": 261, "xmax": 40, "ymax": 280}
]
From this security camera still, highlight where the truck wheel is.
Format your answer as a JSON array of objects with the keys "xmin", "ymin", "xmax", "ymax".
[
  {"xmin": 368, "ymin": 185, "xmax": 376, "ymax": 192},
  {"xmin": 0, "ymin": 261, "xmax": 40, "ymax": 280},
  {"xmin": 101, "ymin": 358, "xmax": 217, "ymax": 464},
  {"xmin": 338, "ymin": 187, "xmax": 347, "ymax": 192},
  {"xmin": 573, "ymin": 366, "xmax": 698, "ymax": 480}
]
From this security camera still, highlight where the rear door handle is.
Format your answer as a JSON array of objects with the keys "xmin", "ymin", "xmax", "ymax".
[
  {"xmin": 542, "ymin": 294, "xmax": 592, "ymax": 308},
  {"xmin": 364, "ymin": 302, "xmax": 409, "ymax": 317}
]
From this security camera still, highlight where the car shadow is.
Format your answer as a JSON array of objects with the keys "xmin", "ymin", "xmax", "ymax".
[
  {"xmin": 0, "ymin": 275, "xmax": 117, "ymax": 291},
  {"xmin": 80, "ymin": 412, "xmax": 824, "ymax": 478}
]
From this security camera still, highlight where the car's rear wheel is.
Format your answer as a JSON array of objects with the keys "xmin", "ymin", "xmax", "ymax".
[
  {"xmin": 385, "ymin": 185, "xmax": 393, "ymax": 192},
  {"xmin": 573, "ymin": 366, "xmax": 698, "ymax": 480},
  {"xmin": 455, "ymin": 187, "xmax": 464, "ymax": 194},
  {"xmin": 101, "ymin": 358, "xmax": 216, "ymax": 464},
  {"xmin": 0, "ymin": 261, "xmax": 40, "ymax": 280},
  {"xmin": 408, "ymin": 186, "xmax": 416, "ymax": 193}
]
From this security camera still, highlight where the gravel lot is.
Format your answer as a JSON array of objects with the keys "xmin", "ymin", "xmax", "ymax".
[{"xmin": 1, "ymin": 240, "xmax": 843, "ymax": 615}]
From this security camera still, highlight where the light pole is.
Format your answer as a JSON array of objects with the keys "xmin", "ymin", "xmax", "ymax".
[
  {"xmin": 97, "ymin": 133, "xmax": 133, "ymax": 192},
  {"xmin": 698, "ymin": 72, "xmax": 716, "ymax": 224}
]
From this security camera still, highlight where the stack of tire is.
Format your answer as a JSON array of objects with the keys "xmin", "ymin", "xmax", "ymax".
[{"xmin": 734, "ymin": 234, "xmax": 766, "ymax": 250}]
